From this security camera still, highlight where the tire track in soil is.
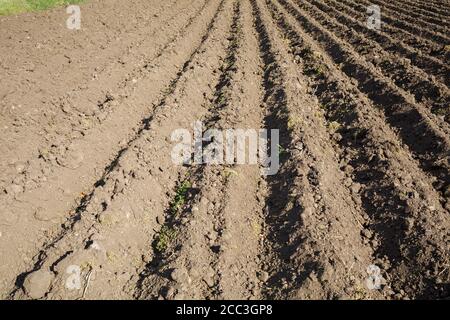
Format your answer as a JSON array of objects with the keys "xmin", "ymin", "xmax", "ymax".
[
  {"xmin": 252, "ymin": 0, "xmax": 383, "ymax": 300},
  {"xmin": 296, "ymin": 0, "xmax": 450, "ymax": 124},
  {"xmin": 266, "ymin": 0, "xmax": 450, "ymax": 299},
  {"xmin": 6, "ymin": 0, "xmax": 228, "ymax": 299},
  {"xmin": 275, "ymin": 0, "xmax": 450, "ymax": 203}
]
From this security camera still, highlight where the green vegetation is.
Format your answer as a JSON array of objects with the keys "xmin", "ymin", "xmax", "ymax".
[
  {"xmin": 170, "ymin": 180, "xmax": 191, "ymax": 215},
  {"xmin": 305, "ymin": 64, "xmax": 326, "ymax": 77},
  {"xmin": 277, "ymin": 144, "xmax": 287, "ymax": 156},
  {"xmin": 154, "ymin": 226, "xmax": 177, "ymax": 253},
  {"xmin": 0, "ymin": 0, "xmax": 84, "ymax": 16}
]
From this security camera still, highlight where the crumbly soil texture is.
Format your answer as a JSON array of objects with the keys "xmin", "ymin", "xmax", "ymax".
[{"xmin": 0, "ymin": 0, "xmax": 449, "ymax": 300}]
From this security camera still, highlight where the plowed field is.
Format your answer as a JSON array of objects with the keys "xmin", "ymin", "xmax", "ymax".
[{"xmin": 0, "ymin": 0, "xmax": 449, "ymax": 300}]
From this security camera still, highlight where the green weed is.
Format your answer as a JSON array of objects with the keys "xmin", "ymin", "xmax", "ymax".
[
  {"xmin": 170, "ymin": 180, "xmax": 191, "ymax": 215},
  {"xmin": 154, "ymin": 226, "xmax": 177, "ymax": 253}
]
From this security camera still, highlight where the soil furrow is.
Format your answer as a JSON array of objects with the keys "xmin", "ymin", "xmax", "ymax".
[
  {"xmin": 252, "ymin": 0, "xmax": 383, "ymax": 300},
  {"xmin": 296, "ymin": 0, "xmax": 450, "ymax": 123},
  {"xmin": 2, "ymin": 0, "xmax": 449, "ymax": 301},
  {"xmin": 0, "ymin": 0, "xmax": 206, "ymax": 194},
  {"xmin": 208, "ymin": 0, "xmax": 267, "ymax": 299},
  {"xmin": 325, "ymin": 0, "xmax": 450, "ymax": 67},
  {"xmin": 301, "ymin": 0, "xmax": 450, "ymax": 87},
  {"xmin": 3, "ymin": 0, "xmax": 226, "ymax": 298},
  {"xmin": 394, "ymin": 0, "xmax": 450, "ymax": 17},
  {"xmin": 364, "ymin": 0, "xmax": 450, "ymax": 31},
  {"xmin": 348, "ymin": 0, "xmax": 450, "ymax": 45},
  {"xmin": 275, "ymin": 0, "xmax": 450, "ymax": 202},
  {"xmin": 136, "ymin": 0, "xmax": 246, "ymax": 300},
  {"xmin": 266, "ymin": 0, "xmax": 450, "ymax": 299}
]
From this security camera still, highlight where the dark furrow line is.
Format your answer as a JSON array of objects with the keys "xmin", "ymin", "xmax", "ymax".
[
  {"xmin": 251, "ymin": 0, "xmax": 327, "ymax": 299},
  {"xmin": 363, "ymin": 0, "xmax": 450, "ymax": 31},
  {"xmin": 411, "ymin": 0, "xmax": 450, "ymax": 7},
  {"xmin": 394, "ymin": 0, "xmax": 450, "ymax": 17},
  {"xmin": 355, "ymin": 0, "xmax": 446, "ymax": 37},
  {"xmin": 305, "ymin": 0, "xmax": 450, "ymax": 86},
  {"xmin": 251, "ymin": 0, "xmax": 296, "ymax": 299},
  {"xmin": 298, "ymin": 0, "xmax": 450, "ymax": 123},
  {"xmin": 120, "ymin": 0, "xmax": 212, "ymax": 87},
  {"xmin": 276, "ymin": 0, "xmax": 450, "ymax": 202},
  {"xmin": 253, "ymin": 0, "xmax": 386, "ymax": 300},
  {"xmin": 8, "ymin": 0, "xmax": 225, "ymax": 298},
  {"xmin": 135, "ymin": 0, "xmax": 241, "ymax": 299},
  {"xmin": 266, "ymin": 0, "xmax": 450, "ymax": 299},
  {"xmin": 324, "ymin": 0, "xmax": 450, "ymax": 68}
]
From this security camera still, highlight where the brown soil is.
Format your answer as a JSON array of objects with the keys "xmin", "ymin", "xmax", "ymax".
[{"xmin": 0, "ymin": 0, "xmax": 449, "ymax": 300}]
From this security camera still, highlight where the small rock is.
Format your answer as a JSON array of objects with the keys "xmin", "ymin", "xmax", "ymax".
[
  {"xmin": 164, "ymin": 286, "xmax": 176, "ymax": 299},
  {"xmin": 332, "ymin": 133, "xmax": 342, "ymax": 141},
  {"xmin": 404, "ymin": 217, "xmax": 415, "ymax": 231},
  {"xmin": 181, "ymin": 217, "xmax": 189, "ymax": 224},
  {"xmin": 14, "ymin": 162, "xmax": 27, "ymax": 173},
  {"xmin": 394, "ymin": 293, "xmax": 403, "ymax": 300},
  {"xmin": 362, "ymin": 229, "xmax": 373, "ymax": 239},
  {"xmin": 170, "ymin": 268, "xmax": 191, "ymax": 284},
  {"xmin": 34, "ymin": 207, "xmax": 58, "ymax": 222},
  {"xmin": 351, "ymin": 183, "xmax": 361, "ymax": 194},
  {"xmin": 23, "ymin": 270, "xmax": 53, "ymax": 299},
  {"xmin": 156, "ymin": 215, "xmax": 165, "ymax": 225},
  {"xmin": 88, "ymin": 240, "xmax": 103, "ymax": 251},
  {"xmin": 257, "ymin": 271, "xmax": 269, "ymax": 282}
]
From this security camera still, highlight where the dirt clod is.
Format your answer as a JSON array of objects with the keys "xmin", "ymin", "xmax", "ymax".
[{"xmin": 23, "ymin": 270, "xmax": 54, "ymax": 299}]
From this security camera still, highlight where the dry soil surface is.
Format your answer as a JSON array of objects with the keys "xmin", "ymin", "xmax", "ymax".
[{"xmin": 0, "ymin": 0, "xmax": 449, "ymax": 300}]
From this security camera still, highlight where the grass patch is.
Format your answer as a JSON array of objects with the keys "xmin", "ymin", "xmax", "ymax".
[{"xmin": 0, "ymin": 0, "xmax": 84, "ymax": 16}]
